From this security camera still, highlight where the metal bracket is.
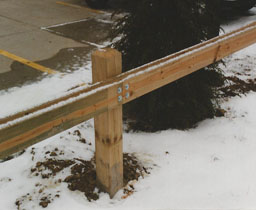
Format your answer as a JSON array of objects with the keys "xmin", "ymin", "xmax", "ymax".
[{"xmin": 117, "ymin": 84, "xmax": 130, "ymax": 102}]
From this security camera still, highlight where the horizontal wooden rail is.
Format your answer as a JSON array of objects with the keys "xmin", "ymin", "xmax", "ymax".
[{"xmin": 0, "ymin": 21, "xmax": 256, "ymax": 158}]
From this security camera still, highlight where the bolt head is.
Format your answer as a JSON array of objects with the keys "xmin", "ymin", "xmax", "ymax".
[
  {"xmin": 118, "ymin": 96, "xmax": 123, "ymax": 102},
  {"xmin": 125, "ymin": 92, "xmax": 130, "ymax": 99},
  {"xmin": 125, "ymin": 84, "xmax": 129, "ymax": 90},
  {"xmin": 117, "ymin": 87, "xmax": 122, "ymax": 94}
]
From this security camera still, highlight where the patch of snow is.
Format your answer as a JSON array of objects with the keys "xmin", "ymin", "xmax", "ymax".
[
  {"xmin": 222, "ymin": 8, "xmax": 256, "ymax": 33},
  {"xmin": 0, "ymin": 63, "xmax": 92, "ymax": 119},
  {"xmin": 41, "ymin": 18, "xmax": 91, "ymax": 30}
]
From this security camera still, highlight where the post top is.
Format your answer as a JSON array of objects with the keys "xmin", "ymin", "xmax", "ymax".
[{"xmin": 92, "ymin": 48, "xmax": 121, "ymax": 58}]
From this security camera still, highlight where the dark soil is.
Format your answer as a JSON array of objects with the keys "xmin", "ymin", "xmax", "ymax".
[
  {"xmin": 31, "ymin": 158, "xmax": 75, "ymax": 179},
  {"xmin": 65, "ymin": 153, "xmax": 150, "ymax": 201},
  {"xmin": 64, "ymin": 153, "xmax": 150, "ymax": 201},
  {"xmin": 123, "ymin": 153, "xmax": 150, "ymax": 185},
  {"xmin": 28, "ymin": 150, "xmax": 149, "ymax": 207},
  {"xmin": 39, "ymin": 196, "xmax": 51, "ymax": 208},
  {"xmin": 219, "ymin": 76, "xmax": 256, "ymax": 97},
  {"xmin": 15, "ymin": 190, "xmax": 60, "ymax": 209},
  {"xmin": 64, "ymin": 158, "xmax": 98, "ymax": 201},
  {"xmin": 72, "ymin": 129, "xmax": 90, "ymax": 144}
]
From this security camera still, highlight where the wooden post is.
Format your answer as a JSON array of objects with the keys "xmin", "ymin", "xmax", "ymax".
[{"xmin": 92, "ymin": 48, "xmax": 123, "ymax": 198}]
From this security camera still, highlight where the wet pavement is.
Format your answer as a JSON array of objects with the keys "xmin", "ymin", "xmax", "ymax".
[
  {"xmin": 0, "ymin": 0, "xmax": 113, "ymax": 91},
  {"xmin": 45, "ymin": 18, "xmax": 112, "ymax": 45}
]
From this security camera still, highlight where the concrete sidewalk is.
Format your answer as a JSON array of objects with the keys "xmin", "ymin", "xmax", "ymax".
[{"xmin": 0, "ymin": 0, "xmax": 112, "ymax": 90}]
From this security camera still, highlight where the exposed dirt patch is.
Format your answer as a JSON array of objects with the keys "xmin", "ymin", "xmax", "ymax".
[
  {"xmin": 219, "ymin": 76, "xmax": 256, "ymax": 97},
  {"xmin": 123, "ymin": 153, "xmax": 150, "ymax": 185},
  {"xmin": 72, "ymin": 129, "xmax": 92, "ymax": 145},
  {"xmin": 64, "ymin": 153, "xmax": 150, "ymax": 201},
  {"xmin": 24, "ymin": 149, "xmax": 150, "ymax": 209},
  {"xmin": 39, "ymin": 196, "xmax": 52, "ymax": 208},
  {"xmin": 31, "ymin": 158, "xmax": 75, "ymax": 179},
  {"xmin": 64, "ymin": 158, "xmax": 98, "ymax": 201},
  {"xmin": 15, "ymin": 187, "xmax": 61, "ymax": 209},
  {"xmin": 214, "ymin": 72, "xmax": 256, "ymax": 118}
]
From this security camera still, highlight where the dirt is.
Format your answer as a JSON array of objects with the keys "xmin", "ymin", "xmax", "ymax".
[
  {"xmin": 219, "ymin": 76, "xmax": 256, "ymax": 97},
  {"xmin": 64, "ymin": 153, "xmax": 150, "ymax": 202},
  {"xmin": 15, "ymin": 189, "xmax": 60, "ymax": 209},
  {"xmin": 213, "ymin": 73, "xmax": 256, "ymax": 117},
  {"xmin": 21, "ymin": 145, "xmax": 150, "ymax": 209},
  {"xmin": 31, "ymin": 158, "xmax": 75, "ymax": 179},
  {"xmin": 64, "ymin": 158, "xmax": 98, "ymax": 201},
  {"xmin": 123, "ymin": 153, "xmax": 150, "ymax": 185},
  {"xmin": 39, "ymin": 196, "xmax": 51, "ymax": 208},
  {"xmin": 72, "ymin": 129, "xmax": 90, "ymax": 144}
]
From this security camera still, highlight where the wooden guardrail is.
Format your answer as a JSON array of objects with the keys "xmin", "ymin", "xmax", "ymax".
[{"xmin": 1, "ymin": 21, "xmax": 256, "ymax": 197}]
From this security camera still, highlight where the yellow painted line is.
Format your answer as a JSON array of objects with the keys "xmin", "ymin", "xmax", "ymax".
[
  {"xmin": 0, "ymin": 50, "xmax": 58, "ymax": 75},
  {"xmin": 56, "ymin": 1, "xmax": 105, "ymax": 14}
]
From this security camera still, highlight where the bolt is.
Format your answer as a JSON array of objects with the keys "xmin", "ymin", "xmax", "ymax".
[
  {"xmin": 117, "ymin": 87, "xmax": 122, "ymax": 94},
  {"xmin": 125, "ymin": 84, "xmax": 129, "ymax": 90},
  {"xmin": 125, "ymin": 92, "xmax": 130, "ymax": 99},
  {"xmin": 118, "ymin": 96, "xmax": 123, "ymax": 102}
]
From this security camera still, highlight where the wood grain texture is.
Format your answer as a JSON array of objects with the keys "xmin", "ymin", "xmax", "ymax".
[
  {"xmin": 92, "ymin": 48, "xmax": 123, "ymax": 198},
  {"xmin": 1, "ymin": 22, "xmax": 256, "ymax": 159},
  {"xmin": 0, "ymin": 90, "xmax": 108, "ymax": 158}
]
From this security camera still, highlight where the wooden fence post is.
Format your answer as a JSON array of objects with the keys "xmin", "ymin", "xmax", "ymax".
[{"xmin": 92, "ymin": 48, "xmax": 123, "ymax": 198}]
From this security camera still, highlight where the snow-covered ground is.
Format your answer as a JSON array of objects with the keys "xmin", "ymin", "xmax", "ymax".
[
  {"xmin": 0, "ymin": 8, "xmax": 256, "ymax": 210},
  {"xmin": 0, "ymin": 59, "xmax": 92, "ymax": 119}
]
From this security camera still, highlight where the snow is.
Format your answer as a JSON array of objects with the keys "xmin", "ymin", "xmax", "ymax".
[
  {"xmin": 0, "ymin": 64, "xmax": 92, "ymax": 119},
  {"xmin": 123, "ymin": 95, "xmax": 256, "ymax": 209},
  {"xmin": 41, "ymin": 18, "xmax": 91, "ymax": 30},
  {"xmin": 1, "ymin": 7, "xmax": 256, "ymax": 210},
  {"xmin": 221, "ymin": 8, "xmax": 256, "ymax": 33}
]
